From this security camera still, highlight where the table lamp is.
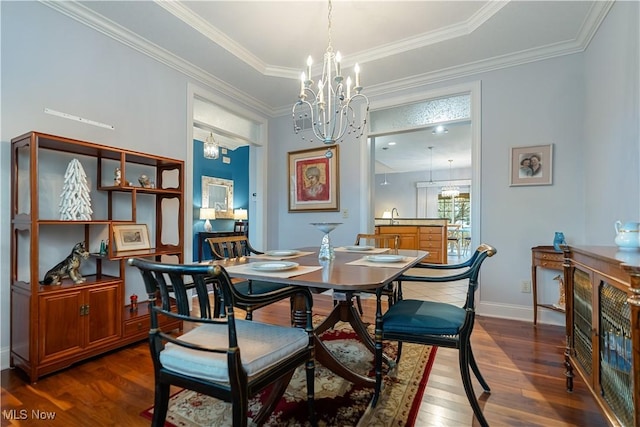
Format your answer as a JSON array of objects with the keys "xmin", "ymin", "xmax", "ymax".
[
  {"xmin": 234, "ymin": 208, "xmax": 248, "ymax": 221},
  {"xmin": 199, "ymin": 208, "xmax": 216, "ymax": 232}
]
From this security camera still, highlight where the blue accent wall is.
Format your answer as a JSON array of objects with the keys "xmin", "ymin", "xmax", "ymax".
[{"xmin": 193, "ymin": 140, "xmax": 249, "ymax": 260}]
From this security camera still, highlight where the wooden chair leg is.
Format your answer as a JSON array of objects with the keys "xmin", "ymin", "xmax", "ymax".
[
  {"xmin": 356, "ymin": 294, "xmax": 364, "ymax": 315},
  {"xmin": 306, "ymin": 360, "xmax": 317, "ymax": 427},
  {"xmin": 459, "ymin": 345, "xmax": 489, "ymax": 427},
  {"xmin": 396, "ymin": 341, "xmax": 404, "ymax": 363},
  {"xmin": 372, "ymin": 339, "xmax": 384, "ymax": 408},
  {"xmin": 152, "ymin": 383, "xmax": 170, "ymax": 427},
  {"xmin": 469, "ymin": 345, "xmax": 491, "ymax": 392},
  {"xmin": 231, "ymin": 390, "xmax": 249, "ymax": 427}
]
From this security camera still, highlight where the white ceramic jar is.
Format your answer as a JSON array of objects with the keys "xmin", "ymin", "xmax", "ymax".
[{"xmin": 614, "ymin": 220, "xmax": 640, "ymax": 250}]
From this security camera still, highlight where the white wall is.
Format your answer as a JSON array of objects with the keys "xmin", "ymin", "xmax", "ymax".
[{"xmin": 583, "ymin": 1, "xmax": 640, "ymax": 242}]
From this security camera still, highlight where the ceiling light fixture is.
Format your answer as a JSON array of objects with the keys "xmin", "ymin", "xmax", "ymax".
[
  {"xmin": 292, "ymin": 0, "xmax": 369, "ymax": 157},
  {"xmin": 203, "ymin": 132, "xmax": 219, "ymax": 159},
  {"xmin": 381, "ymin": 172, "xmax": 389, "ymax": 186},
  {"xmin": 432, "ymin": 125, "xmax": 449, "ymax": 134},
  {"xmin": 441, "ymin": 159, "xmax": 460, "ymax": 198}
]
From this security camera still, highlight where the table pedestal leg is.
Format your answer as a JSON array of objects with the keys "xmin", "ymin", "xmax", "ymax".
[{"xmin": 292, "ymin": 291, "xmax": 383, "ymax": 387}]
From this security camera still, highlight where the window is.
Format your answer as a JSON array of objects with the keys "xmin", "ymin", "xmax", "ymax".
[{"xmin": 438, "ymin": 193, "xmax": 470, "ymax": 224}]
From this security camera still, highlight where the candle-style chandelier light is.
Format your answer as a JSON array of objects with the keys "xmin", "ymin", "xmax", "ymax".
[{"xmin": 292, "ymin": 0, "xmax": 369, "ymax": 156}]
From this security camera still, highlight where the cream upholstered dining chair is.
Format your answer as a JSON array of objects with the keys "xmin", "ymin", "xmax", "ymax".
[
  {"xmin": 372, "ymin": 244, "xmax": 497, "ymax": 427},
  {"xmin": 352, "ymin": 233, "xmax": 401, "ymax": 315},
  {"xmin": 206, "ymin": 235, "xmax": 290, "ymax": 320},
  {"xmin": 127, "ymin": 258, "xmax": 316, "ymax": 427},
  {"xmin": 447, "ymin": 224, "xmax": 462, "ymax": 257}
]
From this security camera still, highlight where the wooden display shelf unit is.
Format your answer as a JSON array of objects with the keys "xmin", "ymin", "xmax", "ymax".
[{"xmin": 10, "ymin": 131, "xmax": 184, "ymax": 382}]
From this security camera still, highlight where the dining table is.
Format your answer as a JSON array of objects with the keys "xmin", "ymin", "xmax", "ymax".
[{"xmin": 209, "ymin": 246, "xmax": 428, "ymax": 386}]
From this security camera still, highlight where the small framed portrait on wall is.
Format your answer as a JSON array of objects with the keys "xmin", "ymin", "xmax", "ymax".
[
  {"xmin": 288, "ymin": 146, "xmax": 339, "ymax": 212},
  {"xmin": 510, "ymin": 144, "xmax": 553, "ymax": 186}
]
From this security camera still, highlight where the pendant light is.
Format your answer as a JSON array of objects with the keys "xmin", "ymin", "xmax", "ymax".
[
  {"xmin": 203, "ymin": 132, "xmax": 219, "ymax": 159},
  {"xmin": 381, "ymin": 172, "xmax": 389, "ymax": 186},
  {"xmin": 441, "ymin": 160, "xmax": 460, "ymax": 198},
  {"xmin": 427, "ymin": 146, "xmax": 434, "ymax": 184}
]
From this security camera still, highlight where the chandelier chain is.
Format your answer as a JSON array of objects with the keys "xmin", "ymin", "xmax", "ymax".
[{"xmin": 327, "ymin": 0, "xmax": 333, "ymax": 52}]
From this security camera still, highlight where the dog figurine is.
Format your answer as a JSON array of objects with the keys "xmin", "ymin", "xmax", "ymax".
[{"xmin": 42, "ymin": 242, "xmax": 90, "ymax": 285}]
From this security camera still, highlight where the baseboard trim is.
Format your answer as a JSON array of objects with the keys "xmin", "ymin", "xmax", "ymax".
[{"xmin": 478, "ymin": 301, "xmax": 565, "ymax": 327}]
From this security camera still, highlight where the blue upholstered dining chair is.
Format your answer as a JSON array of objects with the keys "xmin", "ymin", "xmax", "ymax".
[
  {"xmin": 371, "ymin": 244, "xmax": 497, "ymax": 427},
  {"xmin": 128, "ymin": 258, "xmax": 316, "ymax": 427}
]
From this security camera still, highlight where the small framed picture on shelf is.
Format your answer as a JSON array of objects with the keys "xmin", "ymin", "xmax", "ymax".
[
  {"xmin": 112, "ymin": 223, "xmax": 150, "ymax": 251},
  {"xmin": 509, "ymin": 144, "xmax": 553, "ymax": 186}
]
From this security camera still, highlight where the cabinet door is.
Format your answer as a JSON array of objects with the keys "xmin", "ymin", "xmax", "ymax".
[
  {"xmin": 378, "ymin": 226, "xmax": 418, "ymax": 249},
  {"xmin": 86, "ymin": 283, "xmax": 121, "ymax": 347},
  {"xmin": 39, "ymin": 290, "xmax": 84, "ymax": 363}
]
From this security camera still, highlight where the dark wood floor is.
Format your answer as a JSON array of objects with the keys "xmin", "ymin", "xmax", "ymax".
[{"xmin": 1, "ymin": 295, "xmax": 609, "ymax": 426}]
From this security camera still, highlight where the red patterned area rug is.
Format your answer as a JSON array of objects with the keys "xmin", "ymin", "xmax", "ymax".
[{"xmin": 141, "ymin": 319, "xmax": 437, "ymax": 427}]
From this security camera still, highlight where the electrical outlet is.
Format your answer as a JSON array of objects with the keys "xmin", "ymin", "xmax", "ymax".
[{"xmin": 521, "ymin": 280, "xmax": 532, "ymax": 293}]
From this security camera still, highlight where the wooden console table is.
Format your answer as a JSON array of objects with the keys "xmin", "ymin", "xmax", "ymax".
[{"xmin": 531, "ymin": 245, "xmax": 565, "ymax": 325}]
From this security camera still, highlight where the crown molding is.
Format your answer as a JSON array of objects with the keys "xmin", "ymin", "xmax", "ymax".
[
  {"xmin": 42, "ymin": 0, "xmax": 614, "ymax": 118},
  {"xmin": 40, "ymin": 0, "xmax": 275, "ymax": 115},
  {"xmin": 348, "ymin": 1, "xmax": 509, "ymax": 68},
  {"xmin": 272, "ymin": 1, "xmax": 614, "ymax": 116}
]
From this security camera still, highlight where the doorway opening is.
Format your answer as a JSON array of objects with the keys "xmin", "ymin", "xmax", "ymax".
[{"xmin": 363, "ymin": 81, "xmax": 481, "ymax": 253}]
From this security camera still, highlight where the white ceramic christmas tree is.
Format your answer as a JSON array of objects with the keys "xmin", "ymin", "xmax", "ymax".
[{"xmin": 59, "ymin": 158, "xmax": 93, "ymax": 220}]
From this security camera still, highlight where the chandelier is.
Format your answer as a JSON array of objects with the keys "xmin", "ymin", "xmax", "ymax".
[
  {"xmin": 292, "ymin": 0, "xmax": 369, "ymax": 155},
  {"xmin": 203, "ymin": 132, "xmax": 219, "ymax": 159},
  {"xmin": 441, "ymin": 159, "xmax": 460, "ymax": 198}
]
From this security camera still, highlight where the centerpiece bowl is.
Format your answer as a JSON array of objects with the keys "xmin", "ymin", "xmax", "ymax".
[{"xmin": 310, "ymin": 222, "xmax": 342, "ymax": 260}]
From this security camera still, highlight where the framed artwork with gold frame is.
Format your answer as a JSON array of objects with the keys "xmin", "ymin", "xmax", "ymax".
[{"xmin": 288, "ymin": 146, "xmax": 339, "ymax": 212}]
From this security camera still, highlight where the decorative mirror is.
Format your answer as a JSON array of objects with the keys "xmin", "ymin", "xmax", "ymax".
[{"xmin": 202, "ymin": 176, "xmax": 234, "ymax": 219}]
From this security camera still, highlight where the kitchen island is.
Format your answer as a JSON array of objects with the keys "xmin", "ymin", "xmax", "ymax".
[{"xmin": 375, "ymin": 218, "xmax": 449, "ymax": 263}]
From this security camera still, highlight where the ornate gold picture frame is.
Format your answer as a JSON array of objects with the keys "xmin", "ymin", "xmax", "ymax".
[{"xmin": 288, "ymin": 146, "xmax": 339, "ymax": 212}]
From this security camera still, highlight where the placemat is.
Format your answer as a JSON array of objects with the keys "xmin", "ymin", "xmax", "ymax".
[
  {"xmin": 221, "ymin": 263, "xmax": 322, "ymax": 278},
  {"xmin": 248, "ymin": 251, "xmax": 315, "ymax": 260},
  {"xmin": 346, "ymin": 256, "xmax": 418, "ymax": 269},
  {"xmin": 334, "ymin": 247, "xmax": 390, "ymax": 254}
]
